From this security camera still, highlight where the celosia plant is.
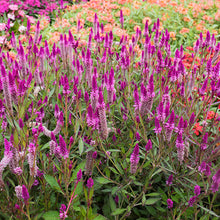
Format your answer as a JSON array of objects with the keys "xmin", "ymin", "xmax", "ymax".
[{"xmin": 0, "ymin": 4, "xmax": 219, "ymax": 220}]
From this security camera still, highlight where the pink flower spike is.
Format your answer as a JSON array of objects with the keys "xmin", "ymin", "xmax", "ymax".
[
  {"xmin": 87, "ymin": 177, "xmax": 94, "ymax": 188},
  {"xmin": 77, "ymin": 169, "xmax": 82, "ymax": 181},
  {"xmin": 145, "ymin": 139, "xmax": 152, "ymax": 152},
  {"xmin": 167, "ymin": 199, "xmax": 173, "ymax": 209}
]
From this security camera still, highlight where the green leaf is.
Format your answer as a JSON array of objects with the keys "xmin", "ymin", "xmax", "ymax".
[
  {"xmin": 142, "ymin": 160, "xmax": 152, "ymax": 168},
  {"xmin": 48, "ymin": 87, "xmax": 55, "ymax": 99},
  {"xmin": 129, "ymin": 129, "xmax": 133, "ymax": 139},
  {"xmin": 71, "ymin": 161, "xmax": 86, "ymax": 181},
  {"xmin": 197, "ymin": 205, "xmax": 220, "ymax": 218},
  {"xmin": 78, "ymin": 138, "xmax": 84, "ymax": 155},
  {"xmin": 109, "ymin": 195, "xmax": 116, "ymax": 212},
  {"xmin": 44, "ymin": 174, "xmax": 63, "ymax": 194},
  {"xmin": 133, "ymin": 181, "xmax": 143, "ymax": 186},
  {"xmin": 142, "ymin": 194, "xmax": 146, "ymax": 206},
  {"xmin": 151, "ymin": 168, "xmax": 162, "ymax": 178},
  {"xmin": 146, "ymin": 192, "xmax": 161, "ymax": 197},
  {"xmin": 40, "ymin": 142, "xmax": 50, "ymax": 151},
  {"xmin": 111, "ymin": 208, "xmax": 126, "ymax": 216},
  {"xmin": 109, "ymin": 167, "xmax": 119, "ymax": 175},
  {"xmin": 74, "ymin": 181, "xmax": 83, "ymax": 196},
  {"xmin": 42, "ymin": 211, "xmax": 60, "ymax": 220},
  {"xmin": 145, "ymin": 198, "xmax": 161, "ymax": 205},
  {"xmin": 93, "ymin": 215, "xmax": 108, "ymax": 220},
  {"xmin": 96, "ymin": 177, "xmax": 112, "ymax": 184}
]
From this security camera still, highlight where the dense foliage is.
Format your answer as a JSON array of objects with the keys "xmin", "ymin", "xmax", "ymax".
[{"xmin": 0, "ymin": 0, "xmax": 219, "ymax": 219}]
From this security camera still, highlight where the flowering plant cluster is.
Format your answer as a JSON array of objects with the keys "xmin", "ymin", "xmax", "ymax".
[
  {"xmin": 0, "ymin": 1, "xmax": 219, "ymax": 220},
  {"xmin": 0, "ymin": 0, "xmax": 69, "ymax": 17}
]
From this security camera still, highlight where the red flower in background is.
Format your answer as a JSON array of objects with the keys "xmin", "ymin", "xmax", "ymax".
[
  {"xmin": 193, "ymin": 123, "xmax": 203, "ymax": 135},
  {"xmin": 207, "ymin": 111, "xmax": 218, "ymax": 120}
]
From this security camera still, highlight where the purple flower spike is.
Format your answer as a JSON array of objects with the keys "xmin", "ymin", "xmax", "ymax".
[
  {"xmin": 157, "ymin": 101, "xmax": 165, "ymax": 121},
  {"xmin": 59, "ymin": 135, "xmax": 68, "ymax": 159},
  {"xmin": 92, "ymin": 151, "xmax": 97, "ymax": 159},
  {"xmin": 210, "ymin": 169, "xmax": 220, "ymax": 193},
  {"xmin": 188, "ymin": 196, "xmax": 197, "ymax": 207},
  {"xmin": 145, "ymin": 139, "xmax": 152, "ymax": 152},
  {"xmin": 154, "ymin": 117, "xmax": 162, "ymax": 134},
  {"xmin": 130, "ymin": 144, "xmax": 140, "ymax": 174},
  {"xmin": 84, "ymin": 91, "xmax": 90, "ymax": 104},
  {"xmin": 97, "ymin": 89, "xmax": 108, "ymax": 139},
  {"xmin": 200, "ymin": 78, "xmax": 208, "ymax": 95},
  {"xmin": 77, "ymin": 169, "xmax": 82, "ymax": 181},
  {"xmin": 201, "ymin": 133, "xmax": 208, "ymax": 150},
  {"xmin": 19, "ymin": 118, "xmax": 24, "ymax": 129},
  {"xmin": 87, "ymin": 177, "xmax": 94, "ymax": 188},
  {"xmin": 59, "ymin": 204, "xmax": 67, "ymax": 219},
  {"xmin": 22, "ymin": 185, "xmax": 29, "ymax": 202},
  {"xmin": 176, "ymin": 133, "xmax": 185, "ymax": 164},
  {"xmin": 189, "ymin": 112, "xmax": 195, "ymax": 124},
  {"xmin": 86, "ymin": 104, "xmax": 96, "ymax": 128},
  {"xmin": 194, "ymin": 185, "xmax": 201, "ymax": 196},
  {"xmin": 133, "ymin": 87, "xmax": 140, "ymax": 114},
  {"xmin": 120, "ymin": 10, "xmax": 124, "ymax": 29},
  {"xmin": 167, "ymin": 199, "xmax": 173, "ymax": 209},
  {"xmin": 166, "ymin": 174, "xmax": 173, "ymax": 186}
]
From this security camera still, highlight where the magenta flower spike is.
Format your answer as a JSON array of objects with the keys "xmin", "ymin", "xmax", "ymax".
[
  {"xmin": 201, "ymin": 133, "xmax": 208, "ymax": 150},
  {"xmin": 28, "ymin": 142, "xmax": 38, "ymax": 177},
  {"xmin": 77, "ymin": 169, "xmax": 82, "ymax": 182},
  {"xmin": 60, "ymin": 204, "xmax": 67, "ymax": 219},
  {"xmin": 154, "ymin": 117, "xmax": 162, "ymax": 134},
  {"xmin": 87, "ymin": 177, "xmax": 94, "ymax": 188},
  {"xmin": 200, "ymin": 78, "xmax": 208, "ymax": 95},
  {"xmin": 22, "ymin": 185, "xmax": 29, "ymax": 202},
  {"xmin": 104, "ymin": 33, "xmax": 109, "ymax": 48},
  {"xmin": 176, "ymin": 133, "xmax": 185, "ymax": 164},
  {"xmin": 91, "ymin": 75, "xmax": 99, "ymax": 110},
  {"xmin": 34, "ymin": 20, "xmax": 40, "ymax": 44},
  {"xmin": 188, "ymin": 196, "xmax": 197, "ymax": 207},
  {"xmin": 133, "ymin": 86, "xmax": 140, "ymax": 115},
  {"xmin": 167, "ymin": 199, "xmax": 173, "ymax": 209},
  {"xmin": 145, "ymin": 139, "xmax": 152, "ymax": 152},
  {"xmin": 210, "ymin": 169, "xmax": 220, "ymax": 193},
  {"xmin": 157, "ymin": 101, "xmax": 165, "ymax": 122},
  {"xmin": 19, "ymin": 118, "xmax": 24, "ymax": 129},
  {"xmin": 1, "ymin": 65, "xmax": 13, "ymax": 114},
  {"xmin": 86, "ymin": 104, "xmax": 95, "ymax": 128},
  {"xmin": 93, "ymin": 13, "xmax": 98, "ymax": 35},
  {"xmin": 189, "ymin": 112, "xmax": 195, "ymax": 125},
  {"xmin": 166, "ymin": 174, "xmax": 173, "ymax": 186},
  {"xmin": 120, "ymin": 9, "xmax": 124, "ymax": 29},
  {"xmin": 144, "ymin": 20, "xmax": 149, "ymax": 37},
  {"xmin": 97, "ymin": 89, "xmax": 108, "ymax": 139},
  {"xmin": 59, "ymin": 135, "xmax": 69, "ymax": 159},
  {"xmin": 77, "ymin": 19, "xmax": 81, "ymax": 33},
  {"xmin": 26, "ymin": 18, "xmax": 31, "ymax": 33},
  {"xmin": 194, "ymin": 185, "xmax": 201, "ymax": 196},
  {"xmin": 130, "ymin": 144, "xmax": 140, "ymax": 174}
]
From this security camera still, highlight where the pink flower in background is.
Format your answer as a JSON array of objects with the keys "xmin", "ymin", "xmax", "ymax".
[
  {"xmin": 18, "ymin": 25, "xmax": 27, "ymax": 33},
  {"xmin": 0, "ymin": 23, "xmax": 6, "ymax": 31},
  {"xmin": 0, "ymin": 36, "xmax": 6, "ymax": 44},
  {"xmin": 26, "ymin": 15, "xmax": 35, "ymax": 23},
  {"xmin": 7, "ymin": 13, "xmax": 15, "ymax": 20},
  {"xmin": 0, "ymin": 1, "xmax": 9, "ymax": 14},
  {"xmin": 18, "ymin": 10, "xmax": 25, "ymax": 17},
  {"xmin": 9, "ymin": 5, "xmax": 18, "ymax": 11}
]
